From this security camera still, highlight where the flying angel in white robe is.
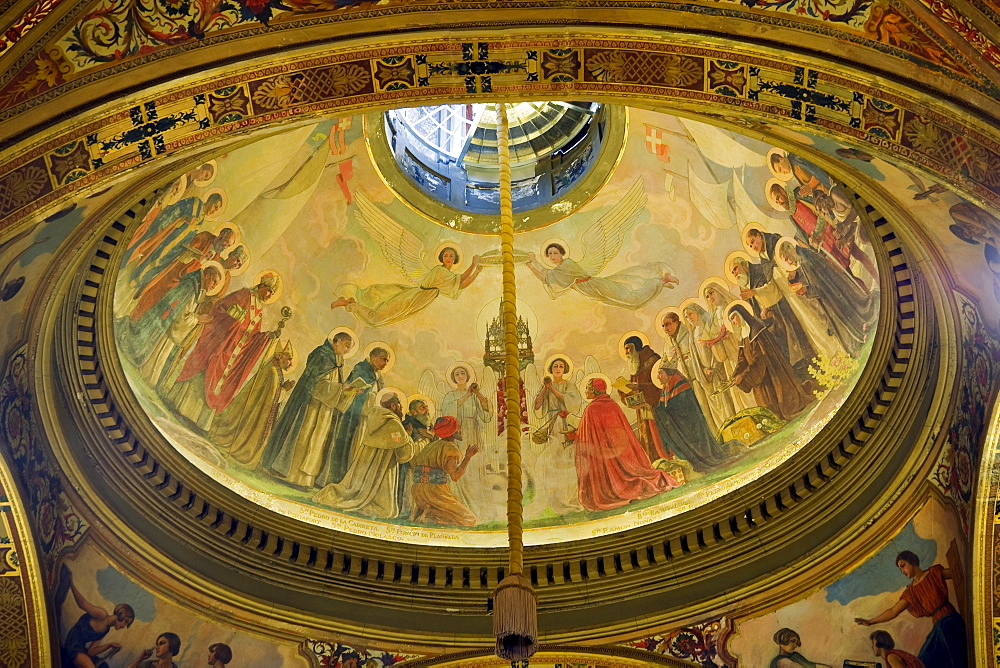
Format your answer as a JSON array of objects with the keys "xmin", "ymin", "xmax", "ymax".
[
  {"xmin": 330, "ymin": 193, "xmax": 483, "ymax": 327},
  {"xmin": 525, "ymin": 178, "xmax": 678, "ymax": 309}
]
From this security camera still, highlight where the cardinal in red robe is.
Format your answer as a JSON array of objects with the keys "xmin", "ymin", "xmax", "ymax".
[
  {"xmin": 769, "ymin": 181, "xmax": 852, "ymax": 271},
  {"xmin": 176, "ymin": 271, "xmax": 281, "ymax": 413},
  {"xmin": 567, "ymin": 378, "xmax": 681, "ymax": 512}
]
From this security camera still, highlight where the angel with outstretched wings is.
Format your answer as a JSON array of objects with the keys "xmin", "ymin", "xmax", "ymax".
[
  {"xmin": 525, "ymin": 178, "xmax": 678, "ymax": 309},
  {"xmin": 330, "ymin": 192, "xmax": 483, "ymax": 327}
]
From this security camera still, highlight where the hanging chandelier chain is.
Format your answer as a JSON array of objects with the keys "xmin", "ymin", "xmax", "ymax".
[{"xmin": 497, "ymin": 102, "xmax": 525, "ymax": 576}]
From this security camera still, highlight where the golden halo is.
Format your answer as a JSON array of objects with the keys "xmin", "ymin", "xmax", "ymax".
[
  {"xmin": 741, "ymin": 222, "xmax": 767, "ymax": 257},
  {"xmin": 327, "ymin": 326, "xmax": 360, "ymax": 359},
  {"xmin": 363, "ymin": 340, "xmax": 396, "ymax": 374},
  {"xmin": 375, "ymin": 386, "xmax": 406, "ymax": 408},
  {"xmin": 579, "ymin": 372, "xmax": 613, "ymax": 399},
  {"xmin": 679, "ymin": 297, "xmax": 711, "ymax": 326},
  {"xmin": 724, "ymin": 250, "xmax": 754, "ymax": 286},
  {"xmin": 253, "ymin": 269, "xmax": 282, "ymax": 303},
  {"xmin": 765, "ymin": 178, "xmax": 790, "ymax": 212},
  {"xmin": 651, "ymin": 365, "xmax": 667, "ymax": 389},
  {"xmin": 225, "ymin": 244, "xmax": 251, "ymax": 276},
  {"xmin": 654, "ymin": 306, "xmax": 683, "ymax": 339},
  {"xmin": 699, "ymin": 276, "xmax": 735, "ymax": 305},
  {"xmin": 192, "ymin": 160, "xmax": 218, "ymax": 187},
  {"xmin": 774, "ymin": 236, "xmax": 801, "ymax": 272},
  {"xmin": 405, "ymin": 393, "xmax": 436, "ymax": 420},
  {"xmin": 445, "ymin": 361, "xmax": 477, "ymax": 388},
  {"xmin": 213, "ymin": 222, "xmax": 242, "ymax": 249},
  {"xmin": 161, "ymin": 177, "xmax": 186, "ymax": 206},
  {"xmin": 200, "ymin": 260, "xmax": 226, "ymax": 297},
  {"xmin": 203, "ymin": 187, "xmax": 228, "ymax": 220},
  {"xmin": 433, "ymin": 242, "xmax": 466, "ymax": 271},
  {"xmin": 724, "ymin": 299, "xmax": 756, "ymax": 328},
  {"xmin": 542, "ymin": 353, "xmax": 574, "ymax": 377},
  {"xmin": 539, "ymin": 237, "xmax": 570, "ymax": 268},
  {"xmin": 766, "ymin": 148, "xmax": 793, "ymax": 182},
  {"xmin": 618, "ymin": 330, "xmax": 649, "ymax": 359}
]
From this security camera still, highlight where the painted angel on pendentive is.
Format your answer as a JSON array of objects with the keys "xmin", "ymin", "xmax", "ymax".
[
  {"xmin": 330, "ymin": 192, "xmax": 484, "ymax": 327},
  {"xmin": 525, "ymin": 178, "xmax": 679, "ymax": 309}
]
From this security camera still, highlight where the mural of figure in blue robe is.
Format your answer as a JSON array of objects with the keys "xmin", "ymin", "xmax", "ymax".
[
  {"xmin": 54, "ymin": 565, "xmax": 136, "ymax": 668},
  {"xmin": 652, "ymin": 364, "xmax": 735, "ymax": 472},
  {"xmin": 320, "ymin": 347, "xmax": 388, "ymax": 486},
  {"xmin": 120, "ymin": 263, "xmax": 223, "ymax": 368},
  {"xmin": 259, "ymin": 333, "xmax": 353, "ymax": 485},
  {"xmin": 126, "ymin": 193, "xmax": 223, "ymax": 286}
]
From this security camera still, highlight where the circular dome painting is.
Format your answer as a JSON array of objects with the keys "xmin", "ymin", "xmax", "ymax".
[{"xmin": 112, "ymin": 105, "xmax": 880, "ymax": 547}]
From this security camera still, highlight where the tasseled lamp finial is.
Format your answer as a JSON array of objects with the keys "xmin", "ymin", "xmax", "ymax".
[{"xmin": 493, "ymin": 573, "xmax": 538, "ymax": 660}]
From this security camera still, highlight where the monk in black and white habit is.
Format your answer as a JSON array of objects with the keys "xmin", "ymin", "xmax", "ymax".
[{"xmin": 313, "ymin": 392, "xmax": 416, "ymax": 519}]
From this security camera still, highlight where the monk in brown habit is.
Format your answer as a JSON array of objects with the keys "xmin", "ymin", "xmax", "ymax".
[{"xmin": 727, "ymin": 302, "xmax": 811, "ymax": 421}]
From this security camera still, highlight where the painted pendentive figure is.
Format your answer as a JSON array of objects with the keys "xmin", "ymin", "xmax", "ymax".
[
  {"xmin": 127, "ymin": 632, "xmax": 181, "ymax": 668},
  {"xmin": 769, "ymin": 627, "xmax": 832, "ymax": 668},
  {"xmin": 855, "ymin": 550, "xmax": 967, "ymax": 668},
  {"xmin": 870, "ymin": 630, "xmax": 925, "ymax": 668},
  {"xmin": 207, "ymin": 642, "xmax": 233, "ymax": 667},
  {"xmin": 58, "ymin": 570, "xmax": 135, "ymax": 668}
]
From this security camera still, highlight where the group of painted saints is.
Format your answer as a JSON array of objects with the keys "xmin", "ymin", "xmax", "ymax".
[
  {"xmin": 259, "ymin": 337, "xmax": 496, "ymax": 527},
  {"xmin": 116, "ymin": 149, "xmax": 878, "ymax": 527},
  {"xmin": 526, "ymin": 152, "xmax": 879, "ymax": 515},
  {"xmin": 116, "ymin": 164, "xmax": 293, "ymax": 469},
  {"xmin": 649, "ymin": 150, "xmax": 879, "ymax": 450}
]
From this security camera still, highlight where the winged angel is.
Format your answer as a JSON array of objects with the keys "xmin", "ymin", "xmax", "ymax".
[
  {"xmin": 330, "ymin": 192, "xmax": 483, "ymax": 327},
  {"xmin": 525, "ymin": 179, "xmax": 679, "ymax": 309}
]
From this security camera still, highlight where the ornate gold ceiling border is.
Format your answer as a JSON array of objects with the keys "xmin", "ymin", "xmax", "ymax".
[
  {"xmin": 2, "ymin": 30, "xmax": 999, "ymax": 248},
  {"xmin": 1, "ymin": 0, "xmax": 997, "ymax": 126},
  {"xmin": 27, "ymin": 149, "xmax": 950, "ymax": 651}
]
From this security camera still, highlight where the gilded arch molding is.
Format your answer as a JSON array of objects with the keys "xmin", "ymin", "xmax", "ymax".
[{"xmin": 1, "ymin": 29, "xmax": 1000, "ymax": 245}]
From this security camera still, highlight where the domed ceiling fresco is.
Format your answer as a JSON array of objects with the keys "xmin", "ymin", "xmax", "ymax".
[{"xmin": 111, "ymin": 105, "xmax": 880, "ymax": 547}]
